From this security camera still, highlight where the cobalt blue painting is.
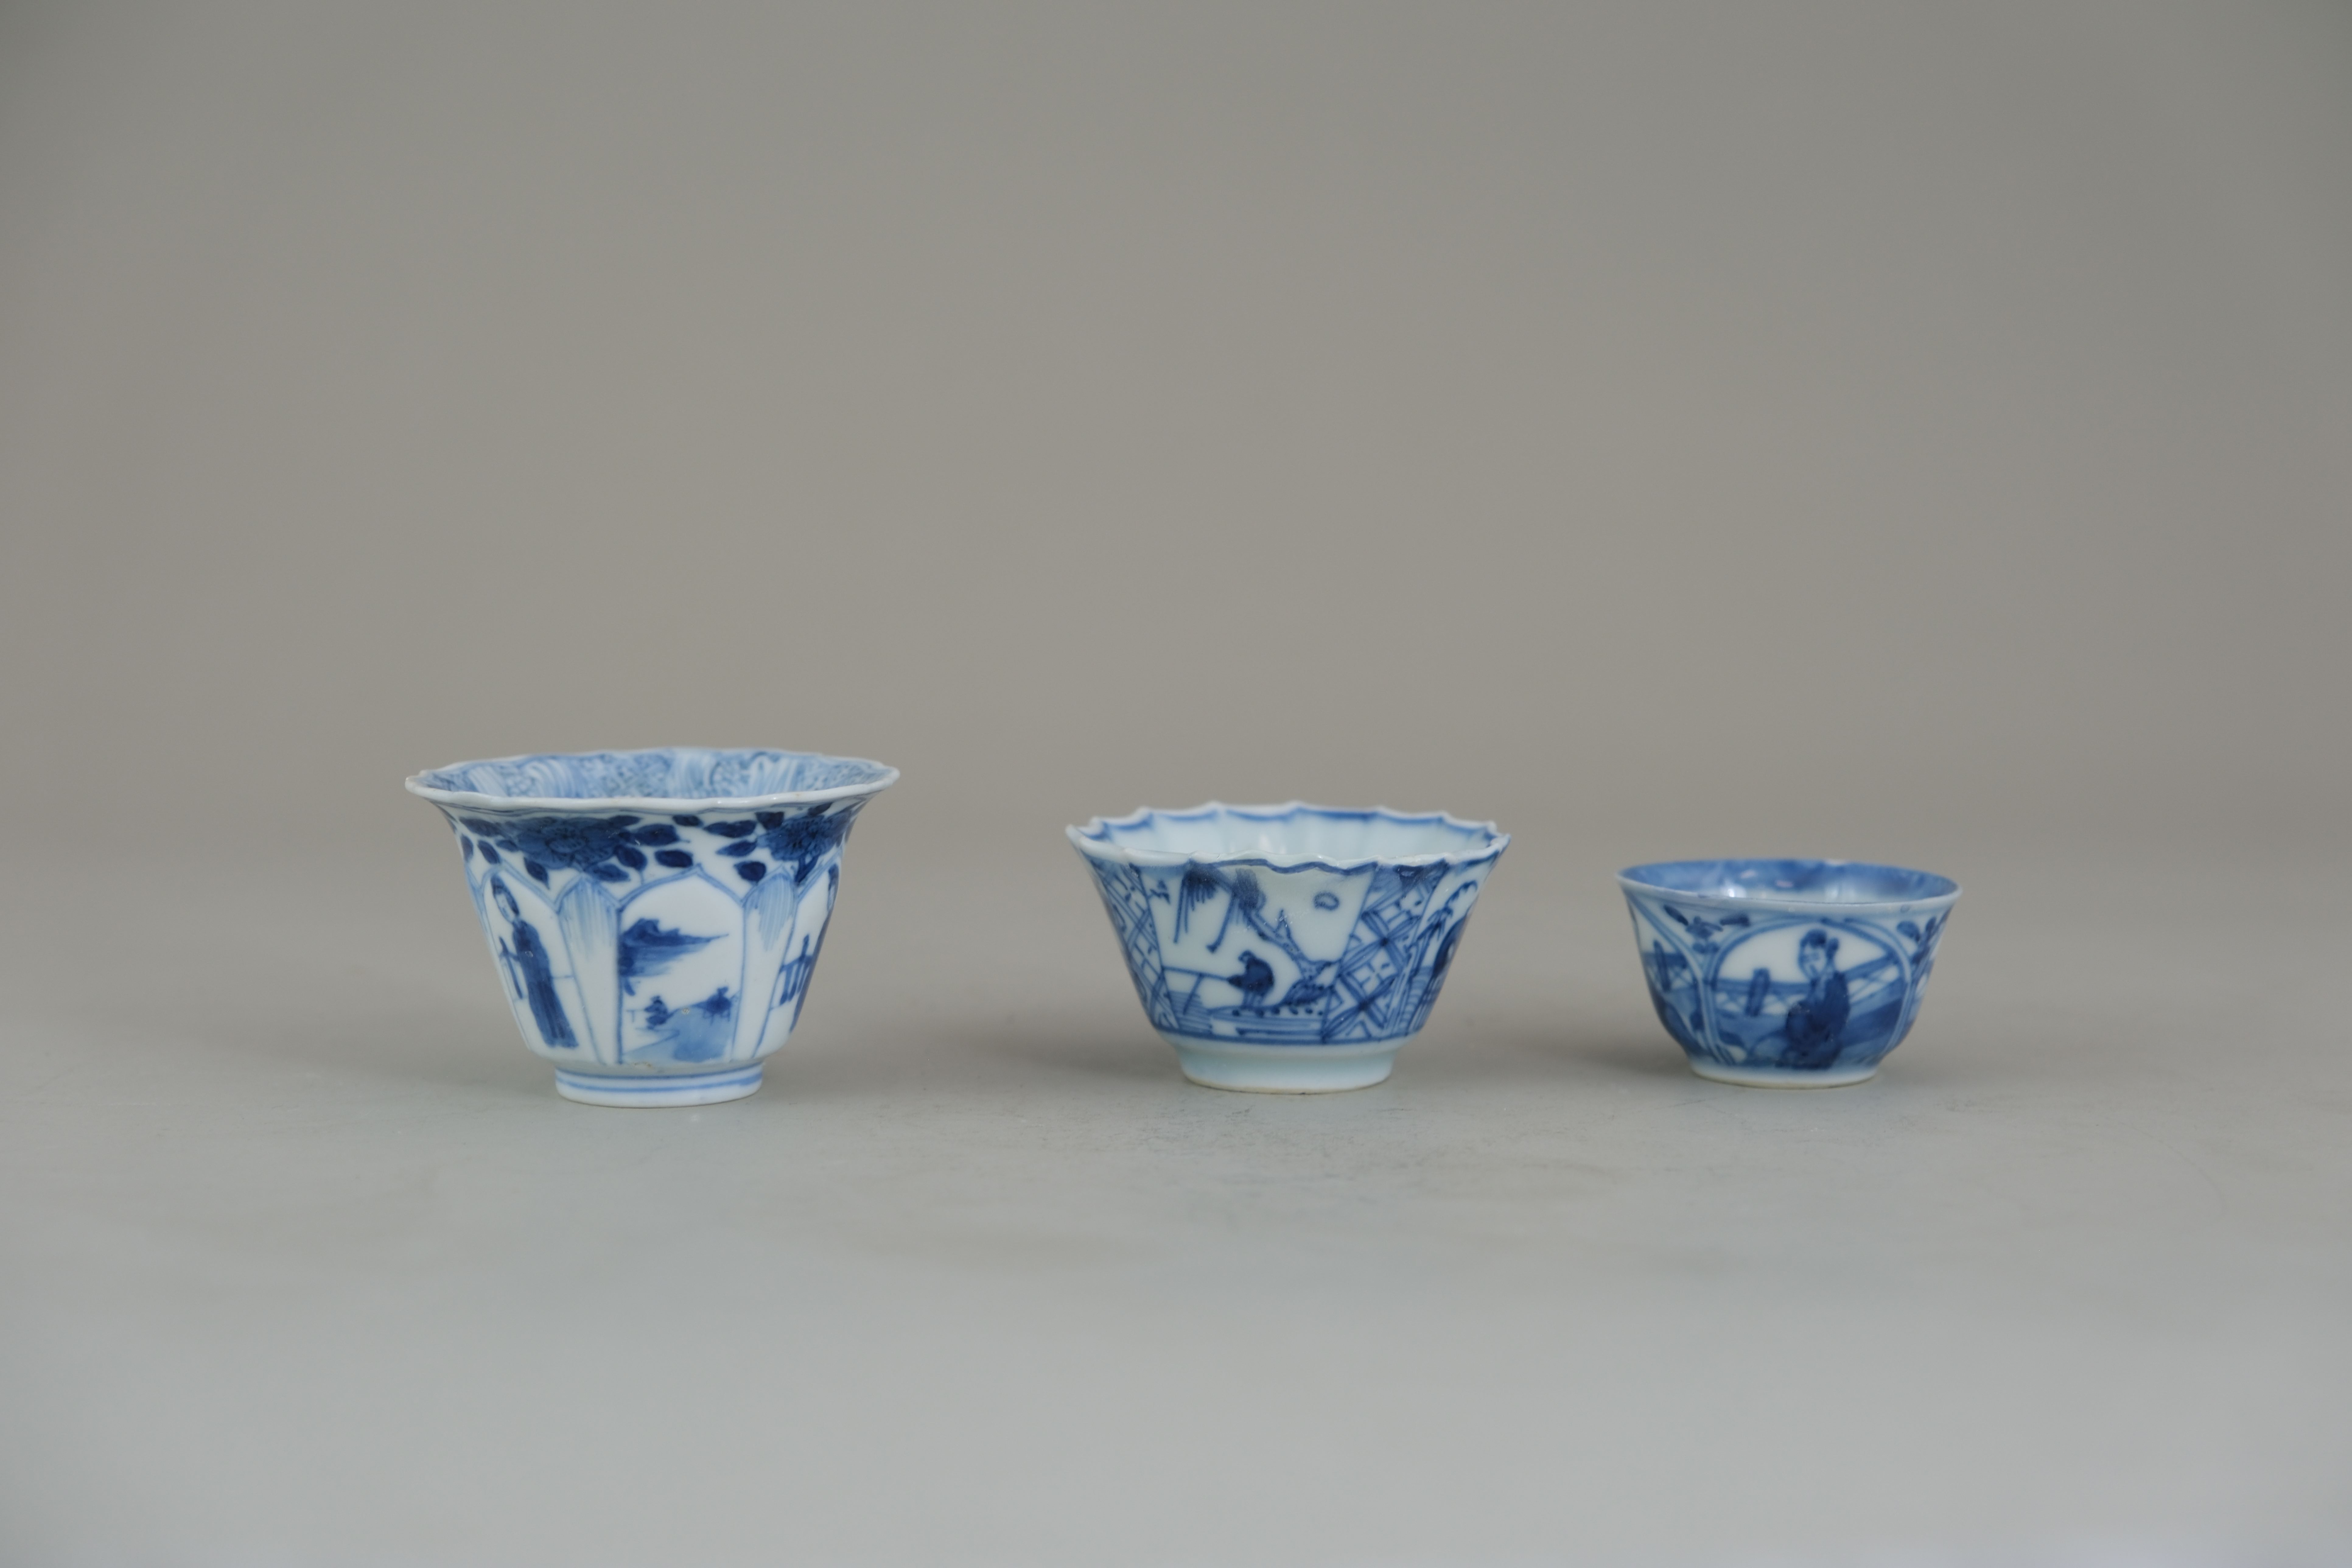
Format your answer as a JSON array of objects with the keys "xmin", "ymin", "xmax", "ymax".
[
  {"xmin": 1619, "ymin": 859, "xmax": 1959, "ymax": 1086},
  {"xmin": 1071, "ymin": 804, "xmax": 1509, "ymax": 1055},
  {"xmin": 408, "ymin": 747, "xmax": 895, "ymax": 1106}
]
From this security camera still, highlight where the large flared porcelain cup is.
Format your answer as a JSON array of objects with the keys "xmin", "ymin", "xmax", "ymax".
[
  {"xmin": 1070, "ymin": 803, "xmax": 1509, "ymax": 1092},
  {"xmin": 407, "ymin": 747, "xmax": 896, "ymax": 1106},
  {"xmin": 1619, "ymin": 858, "xmax": 1960, "ymax": 1088}
]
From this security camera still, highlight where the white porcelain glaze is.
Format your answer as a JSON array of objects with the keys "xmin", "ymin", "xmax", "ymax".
[
  {"xmin": 408, "ymin": 748, "xmax": 896, "ymax": 1106},
  {"xmin": 1071, "ymin": 803, "xmax": 1508, "ymax": 1092}
]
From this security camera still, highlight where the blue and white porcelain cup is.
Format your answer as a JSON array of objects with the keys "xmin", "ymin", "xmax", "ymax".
[
  {"xmin": 1618, "ymin": 859, "xmax": 1960, "ymax": 1088},
  {"xmin": 1070, "ymin": 803, "xmax": 1509, "ymax": 1092},
  {"xmin": 407, "ymin": 747, "xmax": 897, "ymax": 1107}
]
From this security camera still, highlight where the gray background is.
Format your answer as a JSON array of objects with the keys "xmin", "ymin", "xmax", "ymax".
[{"xmin": 2, "ymin": 3, "xmax": 2348, "ymax": 1564}]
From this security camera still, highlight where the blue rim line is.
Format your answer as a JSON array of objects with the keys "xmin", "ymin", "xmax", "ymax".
[{"xmin": 554, "ymin": 1066, "xmax": 763, "ymax": 1094}]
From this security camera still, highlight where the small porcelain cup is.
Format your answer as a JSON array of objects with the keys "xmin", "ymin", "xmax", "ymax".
[
  {"xmin": 1618, "ymin": 858, "xmax": 1960, "ymax": 1087},
  {"xmin": 1070, "ymin": 803, "xmax": 1508, "ymax": 1092},
  {"xmin": 407, "ymin": 747, "xmax": 896, "ymax": 1106}
]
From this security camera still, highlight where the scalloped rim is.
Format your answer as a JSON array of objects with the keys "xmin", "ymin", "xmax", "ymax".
[
  {"xmin": 404, "ymin": 747, "xmax": 899, "ymax": 814},
  {"xmin": 1067, "ymin": 801, "xmax": 1509, "ymax": 871},
  {"xmin": 1617, "ymin": 857, "xmax": 1961, "ymax": 911}
]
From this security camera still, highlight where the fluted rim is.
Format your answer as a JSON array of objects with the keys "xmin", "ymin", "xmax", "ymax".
[{"xmin": 1068, "ymin": 801, "xmax": 1508, "ymax": 872}]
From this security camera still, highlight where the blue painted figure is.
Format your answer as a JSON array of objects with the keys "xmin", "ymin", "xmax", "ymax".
[
  {"xmin": 1229, "ymin": 950, "xmax": 1276, "ymax": 1008},
  {"xmin": 491, "ymin": 875, "xmax": 577, "ymax": 1050},
  {"xmin": 1779, "ymin": 929, "xmax": 1851, "ymax": 1069}
]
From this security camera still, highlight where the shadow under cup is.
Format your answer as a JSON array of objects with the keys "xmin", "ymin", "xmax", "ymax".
[
  {"xmin": 1618, "ymin": 858, "xmax": 1960, "ymax": 1088},
  {"xmin": 407, "ymin": 747, "xmax": 896, "ymax": 1106}
]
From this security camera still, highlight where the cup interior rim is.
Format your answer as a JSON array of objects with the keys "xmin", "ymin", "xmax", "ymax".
[
  {"xmin": 405, "ymin": 746, "xmax": 899, "ymax": 813},
  {"xmin": 1070, "ymin": 800, "xmax": 1508, "ymax": 871},
  {"xmin": 1618, "ymin": 857, "xmax": 1959, "ymax": 906}
]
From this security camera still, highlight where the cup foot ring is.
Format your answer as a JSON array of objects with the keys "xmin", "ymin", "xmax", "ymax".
[
  {"xmin": 1686, "ymin": 1059, "xmax": 1879, "ymax": 1089},
  {"xmin": 1160, "ymin": 1034, "xmax": 1404, "ymax": 1094},
  {"xmin": 553, "ymin": 1063, "xmax": 765, "ymax": 1107}
]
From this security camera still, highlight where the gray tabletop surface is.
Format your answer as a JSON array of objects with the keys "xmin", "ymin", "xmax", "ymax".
[
  {"xmin": 7, "ymin": 2, "xmax": 2352, "ymax": 1562},
  {"xmin": 4, "ymin": 835, "xmax": 2345, "ymax": 1567}
]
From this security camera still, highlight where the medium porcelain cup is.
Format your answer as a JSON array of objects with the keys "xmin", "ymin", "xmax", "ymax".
[
  {"xmin": 1618, "ymin": 858, "xmax": 1960, "ymax": 1087},
  {"xmin": 407, "ymin": 747, "xmax": 896, "ymax": 1106},
  {"xmin": 1070, "ymin": 803, "xmax": 1508, "ymax": 1092}
]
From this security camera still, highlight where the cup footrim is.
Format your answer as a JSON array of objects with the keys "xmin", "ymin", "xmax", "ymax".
[
  {"xmin": 1687, "ymin": 1059, "xmax": 1879, "ymax": 1089},
  {"xmin": 1157, "ymin": 1033, "xmax": 1404, "ymax": 1094},
  {"xmin": 553, "ymin": 1062, "xmax": 765, "ymax": 1108}
]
